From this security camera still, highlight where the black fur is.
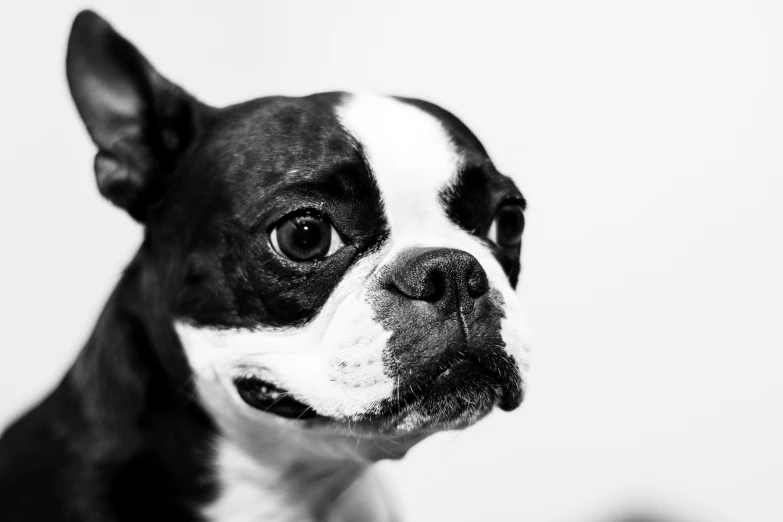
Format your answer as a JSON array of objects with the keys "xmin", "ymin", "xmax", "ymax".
[
  {"xmin": 166, "ymin": 95, "xmax": 388, "ymax": 328},
  {"xmin": 0, "ymin": 257, "xmax": 217, "ymax": 521},
  {"xmin": 439, "ymin": 162, "xmax": 526, "ymax": 287}
]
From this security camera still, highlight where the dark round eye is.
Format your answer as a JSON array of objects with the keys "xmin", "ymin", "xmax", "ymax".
[
  {"xmin": 270, "ymin": 211, "xmax": 343, "ymax": 261},
  {"xmin": 490, "ymin": 203, "xmax": 525, "ymax": 248}
]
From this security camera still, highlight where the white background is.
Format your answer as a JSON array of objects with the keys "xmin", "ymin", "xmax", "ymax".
[{"xmin": 1, "ymin": 2, "xmax": 781, "ymax": 521}]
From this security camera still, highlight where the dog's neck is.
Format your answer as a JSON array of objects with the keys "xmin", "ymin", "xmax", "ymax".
[
  {"xmin": 198, "ymin": 373, "xmax": 402, "ymax": 521},
  {"xmin": 63, "ymin": 252, "xmax": 400, "ymax": 521},
  {"xmin": 61, "ymin": 254, "xmax": 217, "ymax": 518}
]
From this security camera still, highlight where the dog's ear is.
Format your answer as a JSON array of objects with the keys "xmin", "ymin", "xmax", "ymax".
[{"xmin": 66, "ymin": 10, "xmax": 204, "ymax": 222}]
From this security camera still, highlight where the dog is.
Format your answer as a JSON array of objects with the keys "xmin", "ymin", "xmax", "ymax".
[{"xmin": 0, "ymin": 10, "xmax": 530, "ymax": 522}]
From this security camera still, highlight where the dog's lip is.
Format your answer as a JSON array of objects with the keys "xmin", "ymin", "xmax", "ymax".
[
  {"xmin": 417, "ymin": 355, "xmax": 523, "ymax": 409},
  {"xmin": 385, "ymin": 354, "xmax": 524, "ymax": 428},
  {"xmin": 234, "ymin": 377, "xmax": 320, "ymax": 420}
]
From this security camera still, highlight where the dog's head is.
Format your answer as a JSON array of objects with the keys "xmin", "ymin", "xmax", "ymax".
[{"xmin": 67, "ymin": 11, "xmax": 530, "ymax": 456}]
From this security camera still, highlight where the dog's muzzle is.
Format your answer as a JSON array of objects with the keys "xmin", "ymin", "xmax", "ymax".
[
  {"xmin": 236, "ymin": 247, "xmax": 524, "ymax": 432},
  {"xmin": 374, "ymin": 246, "xmax": 523, "ymax": 422}
]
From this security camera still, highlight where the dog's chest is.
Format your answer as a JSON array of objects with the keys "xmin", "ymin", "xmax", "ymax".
[{"xmin": 203, "ymin": 439, "xmax": 400, "ymax": 522}]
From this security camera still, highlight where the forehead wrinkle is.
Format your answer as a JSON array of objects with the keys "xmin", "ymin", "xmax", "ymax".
[{"xmin": 336, "ymin": 94, "xmax": 463, "ymax": 240}]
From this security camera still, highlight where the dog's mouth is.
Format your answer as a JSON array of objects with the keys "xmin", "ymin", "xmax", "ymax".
[
  {"xmin": 234, "ymin": 353, "xmax": 523, "ymax": 432},
  {"xmin": 234, "ymin": 377, "xmax": 319, "ymax": 420}
]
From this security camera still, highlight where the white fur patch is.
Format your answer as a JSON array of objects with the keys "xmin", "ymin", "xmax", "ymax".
[{"xmin": 337, "ymin": 95, "xmax": 461, "ymax": 242}]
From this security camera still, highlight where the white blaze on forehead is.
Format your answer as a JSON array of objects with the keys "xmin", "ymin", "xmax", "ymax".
[
  {"xmin": 337, "ymin": 96, "xmax": 509, "ymax": 275},
  {"xmin": 337, "ymin": 94, "xmax": 461, "ymax": 239}
]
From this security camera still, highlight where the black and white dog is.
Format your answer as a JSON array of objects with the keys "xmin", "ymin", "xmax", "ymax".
[{"xmin": 0, "ymin": 10, "xmax": 530, "ymax": 522}]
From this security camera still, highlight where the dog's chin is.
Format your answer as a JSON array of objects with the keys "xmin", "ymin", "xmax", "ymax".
[{"xmin": 234, "ymin": 360, "xmax": 523, "ymax": 435}]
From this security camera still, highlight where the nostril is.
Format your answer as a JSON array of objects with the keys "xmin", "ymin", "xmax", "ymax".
[
  {"xmin": 467, "ymin": 262, "xmax": 489, "ymax": 298},
  {"xmin": 421, "ymin": 272, "xmax": 444, "ymax": 302},
  {"xmin": 389, "ymin": 265, "xmax": 441, "ymax": 301}
]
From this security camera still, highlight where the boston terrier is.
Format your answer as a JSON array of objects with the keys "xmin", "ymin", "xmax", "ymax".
[{"xmin": 0, "ymin": 10, "xmax": 530, "ymax": 522}]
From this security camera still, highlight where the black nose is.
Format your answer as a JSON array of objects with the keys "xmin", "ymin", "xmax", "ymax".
[{"xmin": 387, "ymin": 247, "xmax": 489, "ymax": 314}]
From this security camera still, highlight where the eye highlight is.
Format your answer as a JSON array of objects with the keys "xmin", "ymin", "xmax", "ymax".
[
  {"xmin": 488, "ymin": 203, "xmax": 525, "ymax": 248},
  {"xmin": 269, "ymin": 210, "xmax": 344, "ymax": 262}
]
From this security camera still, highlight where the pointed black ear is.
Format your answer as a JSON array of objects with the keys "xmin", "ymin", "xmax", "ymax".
[{"xmin": 66, "ymin": 10, "xmax": 202, "ymax": 221}]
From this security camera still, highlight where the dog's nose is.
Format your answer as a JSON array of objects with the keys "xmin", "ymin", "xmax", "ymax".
[{"xmin": 387, "ymin": 247, "xmax": 489, "ymax": 314}]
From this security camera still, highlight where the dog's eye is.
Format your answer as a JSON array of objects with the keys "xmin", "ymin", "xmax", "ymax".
[
  {"xmin": 270, "ymin": 211, "xmax": 344, "ymax": 261},
  {"xmin": 488, "ymin": 203, "xmax": 525, "ymax": 248}
]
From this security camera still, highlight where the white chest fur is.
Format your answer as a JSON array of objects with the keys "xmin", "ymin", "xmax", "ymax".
[{"xmin": 204, "ymin": 439, "xmax": 400, "ymax": 522}]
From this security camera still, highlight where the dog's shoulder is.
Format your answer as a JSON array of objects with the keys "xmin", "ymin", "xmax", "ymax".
[{"xmin": 0, "ymin": 378, "xmax": 87, "ymax": 520}]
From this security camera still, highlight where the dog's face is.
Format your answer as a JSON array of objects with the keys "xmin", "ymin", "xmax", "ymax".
[
  {"xmin": 173, "ymin": 93, "xmax": 530, "ymax": 436},
  {"xmin": 67, "ymin": 12, "xmax": 529, "ymax": 453}
]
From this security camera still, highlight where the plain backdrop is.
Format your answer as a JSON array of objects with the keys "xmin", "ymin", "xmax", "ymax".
[{"xmin": 1, "ymin": 1, "xmax": 781, "ymax": 521}]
